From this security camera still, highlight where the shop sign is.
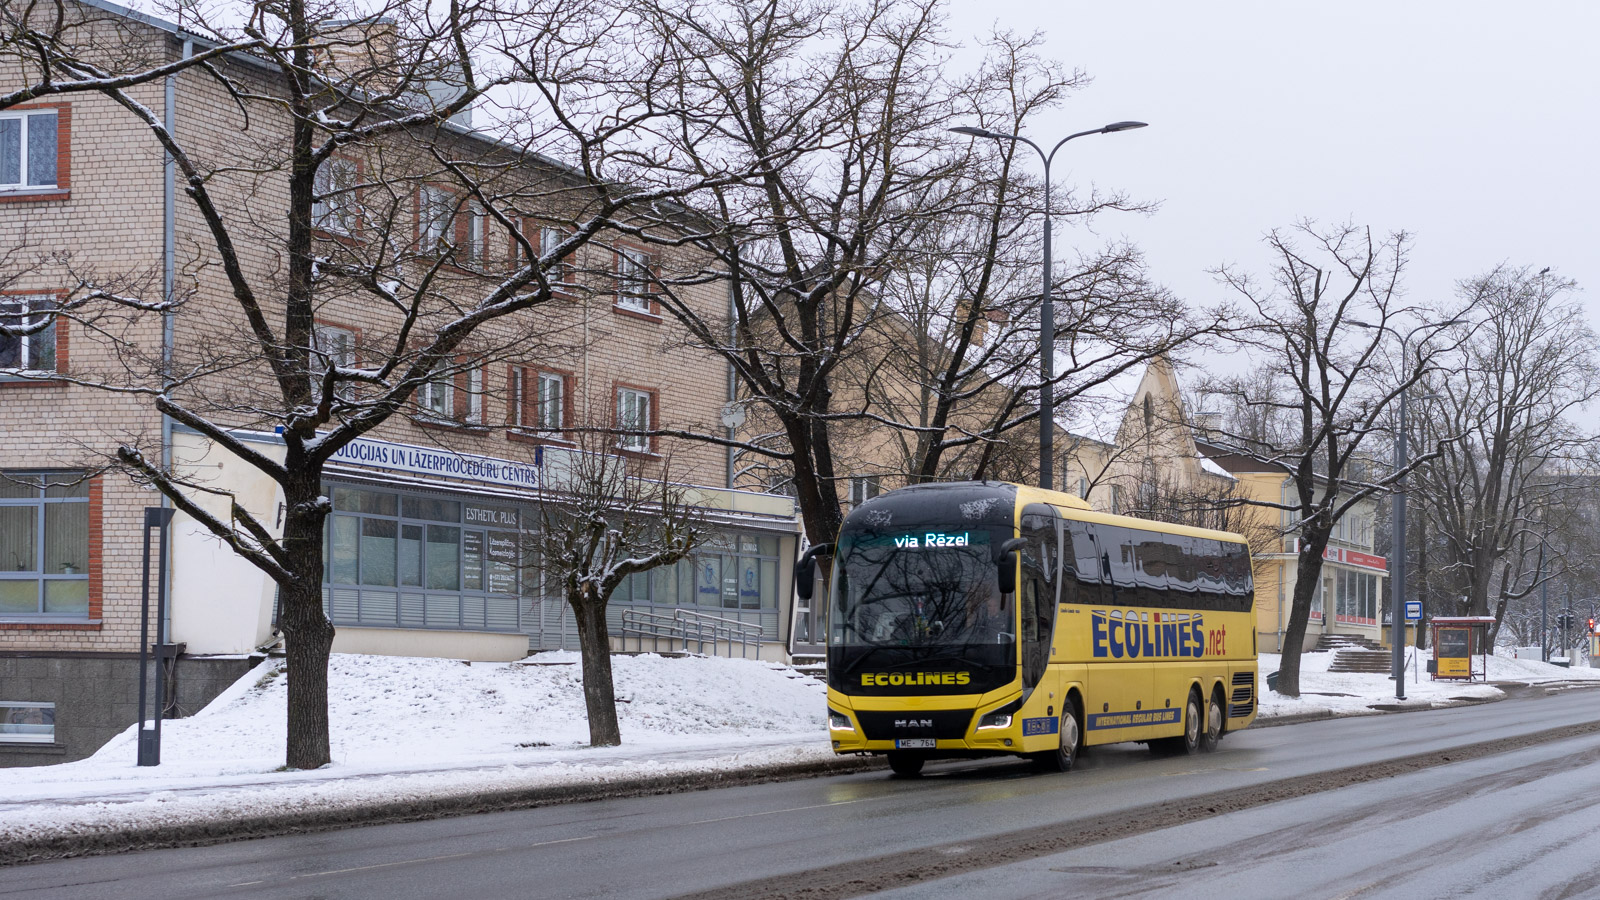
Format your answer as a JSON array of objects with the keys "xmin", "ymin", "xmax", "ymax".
[
  {"xmin": 1293, "ymin": 540, "xmax": 1388, "ymax": 572},
  {"xmin": 329, "ymin": 437, "xmax": 542, "ymax": 490}
]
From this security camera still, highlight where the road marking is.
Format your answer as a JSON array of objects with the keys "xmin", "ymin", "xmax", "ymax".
[
  {"xmin": 232, "ymin": 834, "xmax": 598, "ymax": 886},
  {"xmin": 683, "ymin": 797, "xmax": 875, "ymax": 827}
]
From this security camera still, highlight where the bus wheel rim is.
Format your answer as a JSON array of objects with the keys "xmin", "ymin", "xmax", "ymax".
[
  {"xmin": 1187, "ymin": 699, "xmax": 1200, "ymax": 744},
  {"xmin": 1062, "ymin": 715, "xmax": 1078, "ymax": 756},
  {"xmin": 1208, "ymin": 698, "xmax": 1223, "ymax": 738}
]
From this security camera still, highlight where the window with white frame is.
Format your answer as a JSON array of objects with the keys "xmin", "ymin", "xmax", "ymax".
[
  {"xmin": 0, "ymin": 701, "xmax": 54, "ymax": 743},
  {"xmin": 615, "ymin": 248, "xmax": 653, "ymax": 312},
  {"xmin": 0, "ymin": 111, "xmax": 58, "ymax": 190},
  {"xmin": 417, "ymin": 368, "xmax": 453, "ymax": 420},
  {"xmin": 849, "ymin": 475, "xmax": 880, "ymax": 505},
  {"xmin": 532, "ymin": 372, "xmax": 564, "ymax": 432},
  {"xmin": 418, "ymin": 186, "xmax": 454, "ymax": 252},
  {"xmin": 0, "ymin": 296, "xmax": 58, "ymax": 373},
  {"xmin": 616, "ymin": 387, "xmax": 652, "ymax": 451},
  {"xmin": 310, "ymin": 323, "xmax": 356, "ymax": 400},
  {"xmin": 541, "ymin": 227, "xmax": 569, "ymax": 284},
  {"xmin": 465, "ymin": 204, "xmax": 486, "ymax": 263},
  {"xmin": 312, "ymin": 157, "xmax": 360, "ymax": 234},
  {"xmin": 463, "ymin": 367, "xmax": 483, "ymax": 424}
]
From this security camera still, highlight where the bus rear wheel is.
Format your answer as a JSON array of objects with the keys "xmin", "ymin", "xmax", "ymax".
[
  {"xmin": 1032, "ymin": 697, "xmax": 1082, "ymax": 773},
  {"xmin": 1153, "ymin": 690, "xmax": 1203, "ymax": 756},
  {"xmin": 887, "ymin": 752, "xmax": 925, "ymax": 777},
  {"xmin": 1200, "ymin": 687, "xmax": 1224, "ymax": 752}
]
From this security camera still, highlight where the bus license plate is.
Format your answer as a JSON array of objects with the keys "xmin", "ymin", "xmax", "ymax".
[{"xmin": 895, "ymin": 739, "xmax": 935, "ymax": 749}]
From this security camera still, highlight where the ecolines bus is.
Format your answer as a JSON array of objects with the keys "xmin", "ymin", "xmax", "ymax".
[{"xmin": 799, "ymin": 481, "xmax": 1257, "ymax": 776}]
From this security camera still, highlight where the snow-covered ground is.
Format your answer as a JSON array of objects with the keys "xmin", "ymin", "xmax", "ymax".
[
  {"xmin": 1257, "ymin": 647, "xmax": 1600, "ymax": 719},
  {"xmin": 3, "ymin": 648, "xmax": 1596, "ymax": 848}
]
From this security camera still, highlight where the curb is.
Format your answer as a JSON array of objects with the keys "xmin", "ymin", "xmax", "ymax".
[{"xmin": 0, "ymin": 754, "xmax": 885, "ymax": 868}]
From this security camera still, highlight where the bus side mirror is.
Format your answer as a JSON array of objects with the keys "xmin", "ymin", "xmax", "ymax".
[
  {"xmin": 796, "ymin": 543, "xmax": 834, "ymax": 602},
  {"xmin": 996, "ymin": 537, "xmax": 1026, "ymax": 594}
]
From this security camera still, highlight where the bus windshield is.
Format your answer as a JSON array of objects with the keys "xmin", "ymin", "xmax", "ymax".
[{"xmin": 830, "ymin": 528, "xmax": 1013, "ymax": 656}]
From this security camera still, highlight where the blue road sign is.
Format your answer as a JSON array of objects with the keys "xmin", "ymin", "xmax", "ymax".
[{"xmin": 1404, "ymin": 600, "xmax": 1423, "ymax": 622}]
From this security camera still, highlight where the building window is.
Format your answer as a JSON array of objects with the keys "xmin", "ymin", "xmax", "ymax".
[
  {"xmin": 465, "ymin": 204, "xmax": 486, "ymax": 263},
  {"xmin": 0, "ymin": 110, "xmax": 58, "ymax": 190},
  {"xmin": 540, "ymin": 227, "xmax": 570, "ymax": 285},
  {"xmin": 418, "ymin": 368, "xmax": 453, "ymax": 420},
  {"xmin": 0, "ymin": 701, "xmax": 54, "ymax": 743},
  {"xmin": 312, "ymin": 157, "xmax": 360, "ymax": 235},
  {"xmin": 0, "ymin": 473, "xmax": 90, "ymax": 618},
  {"xmin": 849, "ymin": 475, "xmax": 880, "ymax": 505},
  {"xmin": 517, "ymin": 371, "xmax": 565, "ymax": 433},
  {"xmin": 310, "ymin": 323, "xmax": 356, "ymax": 400},
  {"xmin": 616, "ymin": 387, "xmax": 653, "ymax": 452},
  {"xmin": 1077, "ymin": 476, "xmax": 1089, "ymax": 499},
  {"xmin": 611, "ymin": 531, "xmax": 783, "ymax": 623},
  {"xmin": 616, "ymin": 248, "xmax": 653, "ymax": 312},
  {"xmin": 0, "ymin": 295, "xmax": 57, "ymax": 374},
  {"xmin": 320, "ymin": 484, "xmax": 524, "ymax": 632},
  {"xmin": 418, "ymin": 186, "xmax": 454, "ymax": 252}
]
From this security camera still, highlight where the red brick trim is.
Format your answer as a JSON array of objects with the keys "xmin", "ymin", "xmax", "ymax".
[
  {"xmin": 2, "ymin": 102, "xmax": 71, "ymax": 196},
  {"xmin": 0, "ymin": 379, "xmax": 67, "ymax": 389},
  {"xmin": 0, "ymin": 622, "xmax": 103, "ymax": 631}
]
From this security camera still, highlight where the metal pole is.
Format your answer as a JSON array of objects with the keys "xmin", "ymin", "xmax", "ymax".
[
  {"xmin": 1038, "ymin": 166, "xmax": 1054, "ymax": 492},
  {"xmin": 136, "ymin": 512, "xmax": 155, "ymax": 766},
  {"xmin": 1392, "ymin": 344, "xmax": 1408, "ymax": 699},
  {"xmin": 1539, "ymin": 539, "xmax": 1548, "ymax": 662},
  {"xmin": 153, "ymin": 511, "xmax": 173, "ymax": 749}
]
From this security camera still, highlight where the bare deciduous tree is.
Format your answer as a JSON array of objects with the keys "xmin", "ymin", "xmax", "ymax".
[
  {"xmin": 1406, "ymin": 267, "xmax": 1600, "ymax": 645},
  {"xmin": 528, "ymin": 434, "xmax": 702, "ymax": 748},
  {"xmin": 0, "ymin": 0, "xmax": 749, "ymax": 768},
  {"xmin": 1197, "ymin": 221, "xmax": 1451, "ymax": 698}
]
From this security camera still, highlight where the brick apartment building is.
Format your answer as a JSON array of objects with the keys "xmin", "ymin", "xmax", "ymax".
[{"xmin": 0, "ymin": 0, "xmax": 800, "ymax": 765}]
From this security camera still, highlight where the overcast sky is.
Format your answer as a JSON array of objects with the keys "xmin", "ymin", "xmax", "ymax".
[{"xmin": 944, "ymin": 1, "xmax": 1600, "ymax": 344}]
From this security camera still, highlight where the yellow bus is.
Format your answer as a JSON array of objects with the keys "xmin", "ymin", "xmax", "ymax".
[{"xmin": 801, "ymin": 481, "xmax": 1257, "ymax": 776}]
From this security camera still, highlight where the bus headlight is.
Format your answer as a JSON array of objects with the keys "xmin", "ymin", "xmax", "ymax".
[
  {"xmin": 828, "ymin": 711, "xmax": 854, "ymax": 731},
  {"xmin": 976, "ymin": 698, "xmax": 1023, "ymax": 730}
]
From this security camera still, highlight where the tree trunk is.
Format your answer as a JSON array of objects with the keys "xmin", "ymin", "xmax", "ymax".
[
  {"xmin": 1413, "ymin": 507, "xmax": 1428, "ymax": 650},
  {"xmin": 277, "ymin": 479, "xmax": 335, "ymax": 770},
  {"xmin": 1276, "ymin": 534, "xmax": 1331, "ymax": 698},
  {"xmin": 572, "ymin": 598, "xmax": 622, "ymax": 747}
]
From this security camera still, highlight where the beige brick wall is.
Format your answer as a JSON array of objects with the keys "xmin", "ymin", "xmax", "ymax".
[{"xmin": 1, "ymin": 8, "xmax": 735, "ymax": 654}]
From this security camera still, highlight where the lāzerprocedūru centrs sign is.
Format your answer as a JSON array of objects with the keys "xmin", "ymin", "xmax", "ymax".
[{"xmin": 328, "ymin": 436, "xmax": 542, "ymax": 490}]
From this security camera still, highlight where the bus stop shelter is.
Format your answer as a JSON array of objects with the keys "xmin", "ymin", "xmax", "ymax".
[{"xmin": 1429, "ymin": 616, "xmax": 1495, "ymax": 682}]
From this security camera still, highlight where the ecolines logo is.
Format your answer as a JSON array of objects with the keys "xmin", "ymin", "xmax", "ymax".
[
  {"xmin": 1092, "ymin": 610, "xmax": 1226, "ymax": 659},
  {"xmin": 860, "ymin": 671, "xmax": 972, "ymax": 687}
]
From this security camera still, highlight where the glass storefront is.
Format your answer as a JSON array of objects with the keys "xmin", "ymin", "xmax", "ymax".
[{"xmin": 320, "ymin": 480, "xmax": 790, "ymax": 649}]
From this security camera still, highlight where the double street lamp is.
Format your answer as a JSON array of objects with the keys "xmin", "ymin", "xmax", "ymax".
[
  {"xmin": 1350, "ymin": 317, "xmax": 1464, "ymax": 700},
  {"xmin": 949, "ymin": 120, "xmax": 1148, "ymax": 491}
]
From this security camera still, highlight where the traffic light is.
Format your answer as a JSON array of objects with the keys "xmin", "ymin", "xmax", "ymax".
[
  {"xmin": 1558, "ymin": 613, "xmax": 1572, "ymax": 631},
  {"xmin": 1590, "ymin": 617, "xmax": 1597, "ymax": 634}
]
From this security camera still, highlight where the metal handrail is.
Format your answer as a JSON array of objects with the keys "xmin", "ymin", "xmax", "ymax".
[{"xmin": 619, "ymin": 607, "xmax": 763, "ymax": 659}]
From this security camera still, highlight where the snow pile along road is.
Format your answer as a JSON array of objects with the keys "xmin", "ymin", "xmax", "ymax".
[
  {"xmin": 0, "ymin": 652, "xmax": 835, "ymax": 847},
  {"xmin": 1257, "ymin": 647, "xmax": 1600, "ymax": 719}
]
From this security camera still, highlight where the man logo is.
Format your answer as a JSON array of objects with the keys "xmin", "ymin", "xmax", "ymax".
[{"xmin": 894, "ymin": 719, "xmax": 934, "ymax": 729}]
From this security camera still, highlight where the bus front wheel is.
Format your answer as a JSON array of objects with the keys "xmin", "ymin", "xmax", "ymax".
[{"xmin": 887, "ymin": 752, "xmax": 925, "ymax": 777}]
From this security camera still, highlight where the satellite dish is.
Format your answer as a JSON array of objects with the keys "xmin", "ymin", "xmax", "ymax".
[{"xmin": 720, "ymin": 402, "xmax": 747, "ymax": 429}]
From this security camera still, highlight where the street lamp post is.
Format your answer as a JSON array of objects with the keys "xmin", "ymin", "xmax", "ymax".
[
  {"xmin": 1351, "ymin": 317, "xmax": 1464, "ymax": 700},
  {"xmin": 949, "ymin": 120, "xmax": 1147, "ymax": 491}
]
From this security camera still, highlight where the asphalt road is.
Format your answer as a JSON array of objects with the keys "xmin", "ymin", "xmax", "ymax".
[{"xmin": 5, "ymin": 685, "xmax": 1599, "ymax": 900}]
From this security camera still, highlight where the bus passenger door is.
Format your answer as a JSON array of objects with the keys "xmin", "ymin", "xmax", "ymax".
[{"xmin": 1019, "ymin": 506, "xmax": 1061, "ymax": 693}]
